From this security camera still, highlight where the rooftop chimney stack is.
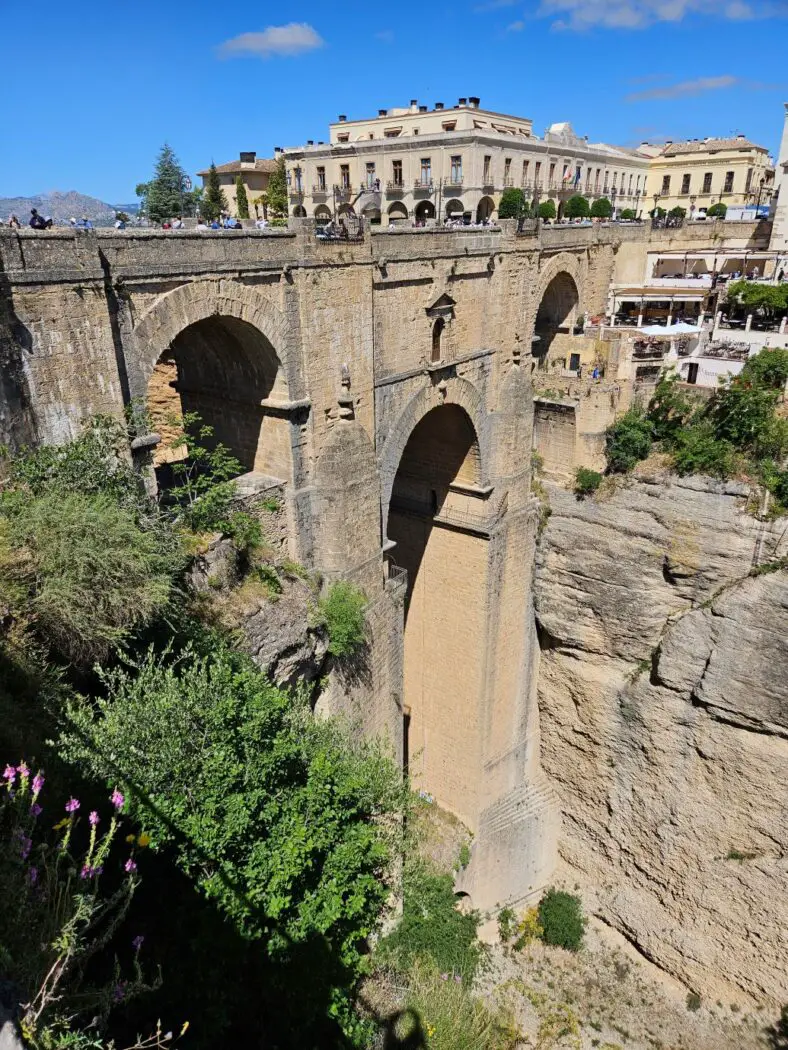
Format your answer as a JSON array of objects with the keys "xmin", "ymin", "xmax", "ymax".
[
  {"xmin": 306, "ymin": 140, "xmax": 313, "ymax": 146},
  {"xmin": 419, "ymin": 104, "xmax": 427, "ymax": 112},
  {"xmin": 410, "ymin": 99, "xmax": 418, "ymax": 112},
  {"xmin": 239, "ymin": 151, "xmax": 256, "ymax": 163},
  {"xmin": 338, "ymin": 114, "xmax": 347, "ymax": 122},
  {"xmin": 458, "ymin": 97, "xmax": 467, "ymax": 107},
  {"xmin": 435, "ymin": 102, "xmax": 444, "ymax": 110},
  {"xmin": 378, "ymin": 108, "xmax": 387, "ymax": 117},
  {"xmin": 469, "ymin": 96, "xmax": 480, "ymax": 108}
]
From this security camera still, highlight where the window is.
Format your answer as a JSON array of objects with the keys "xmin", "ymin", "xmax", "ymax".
[
  {"xmin": 636, "ymin": 174, "xmax": 641, "ymax": 191},
  {"xmin": 413, "ymin": 128, "xmax": 419, "ymax": 135},
  {"xmin": 724, "ymin": 171, "xmax": 734, "ymax": 193},
  {"xmin": 681, "ymin": 173, "xmax": 690, "ymax": 194},
  {"xmin": 392, "ymin": 160, "xmax": 402, "ymax": 186},
  {"xmin": 340, "ymin": 164, "xmax": 350, "ymax": 189},
  {"xmin": 420, "ymin": 157, "xmax": 432, "ymax": 184},
  {"xmin": 661, "ymin": 175, "xmax": 671, "ymax": 195},
  {"xmin": 337, "ymin": 133, "xmax": 349, "ymax": 143},
  {"xmin": 745, "ymin": 167, "xmax": 753, "ymax": 192},
  {"xmin": 384, "ymin": 128, "xmax": 401, "ymax": 138},
  {"xmin": 504, "ymin": 157, "xmax": 512, "ymax": 183},
  {"xmin": 442, "ymin": 121, "xmax": 457, "ymax": 131},
  {"xmin": 596, "ymin": 169, "xmax": 601, "ymax": 190},
  {"xmin": 569, "ymin": 352, "xmax": 581, "ymax": 371},
  {"xmin": 317, "ymin": 166, "xmax": 326, "ymax": 191},
  {"xmin": 575, "ymin": 165, "xmax": 582, "ymax": 187},
  {"xmin": 522, "ymin": 159, "xmax": 530, "ymax": 185},
  {"xmin": 586, "ymin": 168, "xmax": 592, "ymax": 189},
  {"xmin": 549, "ymin": 162, "xmax": 556, "ymax": 186},
  {"xmin": 483, "ymin": 155, "xmax": 492, "ymax": 183},
  {"xmin": 628, "ymin": 174, "xmax": 633, "ymax": 192},
  {"xmin": 702, "ymin": 172, "xmax": 712, "ymax": 193},
  {"xmin": 366, "ymin": 162, "xmax": 376, "ymax": 187},
  {"xmin": 534, "ymin": 161, "xmax": 542, "ymax": 187},
  {"xmin": 603, "ymin": 172, "xmax": 609, "ymax": 192},
  {"xmin": 450, "ymin": 155, "xmax": 463, "ymax": 183},
  {"xmin": 431, "ymin": 318, "xmax": 444, "ymax": 363},
  {"xmin": 294, "ymin": 167, "xmax": 303, "ymax": 191}
]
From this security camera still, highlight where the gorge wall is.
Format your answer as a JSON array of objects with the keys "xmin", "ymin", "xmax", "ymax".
[{"xmin": 534, "ymin": 471, "xmax": 788, "ymax": 1005}]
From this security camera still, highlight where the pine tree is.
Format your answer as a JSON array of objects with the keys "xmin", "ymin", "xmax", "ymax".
[
  {"xmin": 145, "ymin": 144, "xmax": 188, "ymax": 224},
  {"xmin": 266, "ymin": 156, "xmax": 288, "ymax": 218},
  {"xmin": 235, "ymin": 175, "xmax": 250, "ymax": 219},
  {"xmin": 202, "ymin": 162, "xmax": 228, "ymax": 221}
]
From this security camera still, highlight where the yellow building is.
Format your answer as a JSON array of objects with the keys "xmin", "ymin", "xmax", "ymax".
[
  {"xmin": 640, "ymin": 136, "xmax": 774, "ymax": 217},
  {"xmin": 197, "ymin": 152, "xmax": 277, "ymax": 218}
]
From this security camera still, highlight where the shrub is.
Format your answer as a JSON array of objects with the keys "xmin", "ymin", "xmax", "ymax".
[
  {"xmin": 618, "ymin": 207, "xmax": 636, "ymax": 220},
  {"xmin": 537, "ymin": 888, "xmax": 585, "ymax": 951},
  {"xmin": 316, "ymin": 580, "xmax": 368, "ymax": 658},
  {"xmin": 739, "ymin": 346, "xmax": 788, "ymax": 389},
  {"xmin": 497, "ymin": 188, "xmax": 526, "ymax": 219},
  {"xmin": 538, "ymin": 199, "xmax": 556, "ymax": 221},
  {"xmin": 234, "ymin": 175, "xmax": 249, "ymax": 220},
  {"xmin": 591, "ymin": 197, "xmax": 614, "ymax": 219},
  {"xmin": 648, "ymin": 374, "xmax": 703, "ymax": 443},
  {"xmin": 380, "ymin": 860, "xmax": 483, "ymax": 981},
  {"xmin": 605, "ymin": 407, "xmax": 653, "ymax": 473},
  {"xmin": 711, "ymin": 377, "xmax": 786, "ymax": 459},
  {"xmin": 565, "ymin": 195, "xmax": 590, "ymax": 219},
  {"xmin": 670, "ymin": 421, "xmax": 736, "ymax": 478},
  {"xmin": 574, "ymin": 467, "xmax": 602, "ymax": 497},
  {"xmin": 60, "ymin": 643, "xmax": 402, "ymax": 1040},
  {"xmin": 497, "ymin": 906, "xmax": 516, "ymax": 943},
  {"xmin": 706, "ymin": 202, "xmax": 727, "ymax": 219},
  {"xmin": 686, "ymin": 992, "xmax": 702, "ymax": 1011},
  {"xmin": 669, "ymin": 206, "xmax": 686, "ymax": 219}
]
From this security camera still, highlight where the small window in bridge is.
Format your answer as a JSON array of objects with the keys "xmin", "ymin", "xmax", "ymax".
[{"xmin": 431, "ymin": 317, "xmax": 444, "ymax": 362}]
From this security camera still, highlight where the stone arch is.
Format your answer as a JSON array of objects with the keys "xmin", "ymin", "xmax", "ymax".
[
  {"xmin": 379, "ymin": 376, "xmax": 488, "ymax": 531},
  {"xmin": 445, "ymin": 198, "xmax": 464, "ymax": 220},
  {"xmin": 387, "ymin": 202, "xmax": 408, "ymax": 220},
  {"xmin": 476, "ymin": 196, "xmax": 495, "ymax": 223},
  {"xmin": 530, "ymin": 253, "xmax": 584, "ymax": 366},
  {"xmin": 414, "ymin": 200, "xmax": 435, "ymax": 223},
  {"xmin": 314, "ymin": 205, "xmax": 331, "ymax": 223},
  {"xmin": 292, "ymin": 205, "xmax": 307, "ymax": 217},
  {"xmin": 132, "ymin": 280, "xmax": 292, "ymax": 481}
]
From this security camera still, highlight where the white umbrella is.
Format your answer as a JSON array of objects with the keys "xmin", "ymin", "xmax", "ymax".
[{"xmin": 639, "ymin": 322, "xmax": 700, "ymax": 336}]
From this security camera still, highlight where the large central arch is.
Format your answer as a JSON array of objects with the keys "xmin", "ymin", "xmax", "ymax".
[{"xmin": 386, "ymin": 401, "xmax": 489, "ymax": 827}]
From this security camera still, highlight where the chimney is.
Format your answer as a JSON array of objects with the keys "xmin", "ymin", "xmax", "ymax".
[
  {"xmin": 239, "ymin": 151, "xmax": 256, "ymax": 164},
  {"xmin": 274, "ymin": 146, "xmax": 282, "ymax": 155},
  {"xmin": 318, "ymin": 141, "xmax": 324, "ymax": 145},
  {"xmin": 469, "ymin": 96, "xmax": 480, "ymax": 109},
  {"xmin": 737, "ymin": 133, "xmax": 745, "ymax": 139},
  {"xmin": 378, "ymin": 108, "xmax": 387, "ymax": 117},
  {"xmin": 435, "ymin": 102, "xmax": 444, "ymax": 110},
  {"xmin": 338, "ymin": 114, "xmax": 347, "ymax": 122},
  {"xmin": 458, "ymin": 97, "xmax": 467, "ymax": 107},
  {"xmin": 410, "ymin": 99, "xmax": 418, "ymax": 112},
  {"xmin": 419, "ymin": 105, "xmax": 427, "ymax": 112},
  {"xmin": 307, "ymin": 140, "xmax": 314, "ymax": 146}
]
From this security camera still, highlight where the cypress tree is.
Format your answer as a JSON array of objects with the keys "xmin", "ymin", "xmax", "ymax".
[
  {"xmin": 202, "ymin": 162, "xmax": 228, "ymax": 221},
  {"xmin": 145, "ymin": 144, "xmax": 187, "ymax": 224},
  {"xmin": 266, "ymin": 156, "xmax": 288, "ymax": 218},
  {"xmin": 235, "ymin": 175, "xmax": 250, "ymax": 219}
]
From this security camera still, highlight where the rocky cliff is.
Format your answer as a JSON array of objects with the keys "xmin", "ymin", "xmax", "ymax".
[{"xmin": 534, "ymin": 472, "xmax": 788, "ymax": 1005}]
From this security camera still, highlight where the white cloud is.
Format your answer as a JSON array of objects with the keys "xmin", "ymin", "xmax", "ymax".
[
  {"xmin": 626, "ymin": 75, "xmax": 738, "ymax": 101},
  {"xmin": 219, "ymin": 23, "xmax": 324, "ymax": 59},
  {"xmin": 506, "ymin": 18, "xmax": 526, "ymax": 28},
  {"xmin": 537, "ymin": 0, "xmax": 781, "ymax": 29}
]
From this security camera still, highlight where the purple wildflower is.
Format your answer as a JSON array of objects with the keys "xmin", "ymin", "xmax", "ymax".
[
  {"xmin": 19, "ymin": 835, "xmax": 32, "ymax": 861},
  {"xmin": 3, "ymin": 765, "xmax": 16, "ymax": 786},
  {"xmin": 124, "ymin": 858, "xmax": 137, "ymax": 874},
  {"xmin": 17, "ymin": 761, "xmax": 29, "ymax": 778},
  {"xmin": 28, "ymin": 866, "xmax": 38, "ymax": 886},
  {"xmin": 112, "ymin": 982, "xmax": 126, "ymax": 1003},
  {"xmin": 89, "ymin": 810, "xmax": 100, "ymax": 827},
  {"xmin": 440, "ymin": 973, "xmax": 448, "ymax": 981},
  {"xmin": 31, "ymin": 773, "xmax": 44, "ymax": 796},
  {"xmin": 80, "ymin": 864, "xmax": 91, "ymax": 880},
  {"xmin": 29, "ymin": 802, "xmax": 42, "ymax": 818},
  {"xmin": 110, "ymin": 789, "xmax": 124, "ymax": 812},
  {"xmin": 132, "ymin": 935, "xmax": 145, "ymax": 952},
  {"xmin": 65, "ymin": 798, "xmax": 80, "ymax": 814},
  {"xmin": 454, "ymin": 975, "xmax": 462, "ymax": 984}
]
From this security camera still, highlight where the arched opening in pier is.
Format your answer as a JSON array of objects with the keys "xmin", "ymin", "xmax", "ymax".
[
  {"xmin": 414, "ymin": 200, "xmax": 435, "ymax": 223},
  {"xmin": 533, "ymin": 271, "xmax": 579, "ymax": 367},
  {"xmin": 476, "ymin": 196, "xmax": 495, "ymax": 223},
  {"xmin": 146, "ymin": 315, "xmax": 289, "ymax": 486},
  {"xmin": 386, "ymin": 404, "xmax": 488, "ymax": 825}
]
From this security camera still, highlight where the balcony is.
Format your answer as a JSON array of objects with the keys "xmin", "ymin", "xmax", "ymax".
[
  {"xmin": 414, "ymin": 179, "xmax": 434, "ymax": 193},
  {"xmin": 386, "ymin": 180, "xmax": 405, "ymax": 195},
  {"xmin": 482, "ymin": 178, "xmax": 494, "ymax": 192},
  {"xmin": 502, "ymin": 177, "xmax": 514, "ymax": 188},
  {"xmin": 288, "ymin": 187, "xmax": 305, "ymax": 201},
  {"xmin": 333, "ymin": 185, "xmax": 352, "ymax": 202},
  {"xmin": 444, "ymin": 177, "xmax": 464, "ymax": 190},
  {"xmin": 312, "ymin": 183, "xmax": 329, "ymax": 197}
]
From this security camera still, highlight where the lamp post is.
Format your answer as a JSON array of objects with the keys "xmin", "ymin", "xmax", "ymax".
[{"xmin": 755, "ymin": 177, "xmax": 765, "ymax": 217}]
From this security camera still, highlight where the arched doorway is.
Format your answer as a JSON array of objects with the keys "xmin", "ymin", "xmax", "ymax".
[
  {"xmin": 431, "ymin": 317, "xmax": 444, "ymax": 362},
  {"xmin": 386, "ymin": 403, "xmax": 487, "ymax": 824},
  {"xmin": 476, "ymin": 196, "xmax": 494, "ymax": 223},
  {"xmin": 534, "ymin": 272, "xmax": 579, "ymax": 367},
  {"xmin": 292, "ymin": 205, "xmax": 307, "ymax": 217},
  {"xmin": 361, "ymin": 205, "xmax": 381, "ymax": 225},
  {"xmin": 314, "ymin": 205, "xmax": 331, "ymax": 225},
  {"xmin": 338, "ymin": 203, "xmax": 356, "ymax": 218},
  {"xmin": 414, "ymin": 200, "xmax": 435, "ymax": 223},
  {"xmin": 388, "ymin": 202, "xmax": 408, "ymax": 222},
  {"xmin": 145, "ymin": 315, "xmax": 287, "ymax": 485},
  {"xmin": 445, "ymin": 198, "xmax": 464, "ymax": 221}
]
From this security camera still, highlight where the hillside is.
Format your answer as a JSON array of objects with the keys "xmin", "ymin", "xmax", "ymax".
[{"xmin": 0, "ymin": 189, "xmax": 138, "ymax": 226}]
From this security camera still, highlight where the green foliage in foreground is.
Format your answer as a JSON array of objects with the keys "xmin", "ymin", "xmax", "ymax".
[
  {"xmin": 379, "ymin": 859, "xmax": 484, "ymax": 982},
  {"xmin": 60, "ymin": 643, "xmax": 403, "ymax": 1037},
  {"xmin": 605, "ymin": 406, "xmax": 653, "ymax": 474},
  {"xmin": 574, "ymin": 467, "xmax": 603, "ymax": 497},
  {"xmin": 537, "ymin": 888, "xmax": 586, "ymax": 952},
  {"xmin": 316, "ymin": 580, "xmax": 368, "ymax": 658}
]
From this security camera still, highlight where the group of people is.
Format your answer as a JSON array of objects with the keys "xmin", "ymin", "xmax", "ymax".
[{"xmin": 194, "ymin": 214, "xmax": 245, "ymax": 231}]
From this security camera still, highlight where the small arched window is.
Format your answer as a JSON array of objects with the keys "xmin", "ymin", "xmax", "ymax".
[{"xmin": 431, "ymin": 317, "xmax": 445, "ymax": 363}]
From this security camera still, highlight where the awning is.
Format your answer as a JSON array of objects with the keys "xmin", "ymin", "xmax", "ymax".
[{"xmin": 638, "ymin": 322, "xmax": 702, "ymax": 336}]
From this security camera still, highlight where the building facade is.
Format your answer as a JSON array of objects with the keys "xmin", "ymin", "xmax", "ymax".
[
  {"xmin": 197, "ymin": 152, "xmax": 277, "ymax": 217},
  {"xmin": 641, "ymin": 136, "xmax": 774, "ymax": 217},
  {"xmin": 282, "ymin": 97, "xmax": 650, "ymax": 224},
  {"xmin": 770, "ymin": 104, "xmax": 788, "ymax": 251}
]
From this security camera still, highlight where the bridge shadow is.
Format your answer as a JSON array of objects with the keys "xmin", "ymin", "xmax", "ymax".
[{"xmin": 0, "ymin": 246, "xmax": 38, "ymax": 452}]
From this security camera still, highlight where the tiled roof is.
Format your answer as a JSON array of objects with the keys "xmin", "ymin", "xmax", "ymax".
[
  {"xmin": 661, "ymin": 138, "xmax": 766, "ymax": 156},
  {"xmin": 196, "ymin": 158, "xmax": 278, "ymax": 176}
]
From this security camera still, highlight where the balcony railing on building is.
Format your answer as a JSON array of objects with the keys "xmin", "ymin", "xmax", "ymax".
[
  {"xmin": 333, "ymin": 185, "xmax": 352, "ymax": 202},
  {"xmin": 386, "ymin": 180, "xmax": 405, "ymax": 195},
  {"xmin": 444, "ymin": 177, "xmax": 464, "ymax": 189},
  {"xmin": 482, "ymin": 178, "xmax": 494, "ymax": 192},
  {"xmin": 288, "ymin": 187, "xmax": 305, "ymax": 201},
  {"xmin": 502, "ymin": 177, "xmax": 515, "ymax": 188},
  {"xmin": 414, "ymin": 179, "xmax": 434, "ymax": 192},
  {"xmin": 312, "ymin": 184, "xmax": 329, "ymax": 197}
]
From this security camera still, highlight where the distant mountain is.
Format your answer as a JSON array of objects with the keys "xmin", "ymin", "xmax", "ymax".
[{"xmin": 0, "ymin": 190, "xmax": 137, "ymax": 227}]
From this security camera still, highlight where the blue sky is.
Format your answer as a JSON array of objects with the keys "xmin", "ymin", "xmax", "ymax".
[{"xmin": 3, "ymin": 0, "xmax": 787, "ymax": 202}]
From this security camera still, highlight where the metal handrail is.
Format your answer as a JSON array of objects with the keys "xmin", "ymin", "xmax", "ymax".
[{"xmin": 413, "ymin": 180, "xmax": 434, "ymax": 190}]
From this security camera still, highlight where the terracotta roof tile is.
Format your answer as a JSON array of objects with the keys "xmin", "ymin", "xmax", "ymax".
[
  {"xmin": 661, "ymin": 138, "xmax": 766, "ymax": 156},
  {"xmin": 196, "ymin": 158, "xmax": 278, "ymax": 176}
]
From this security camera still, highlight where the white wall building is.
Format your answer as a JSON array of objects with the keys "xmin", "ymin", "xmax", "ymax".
[{"xmin": 770, "ymin": 103, "xmax": 788, "ymax": 252}]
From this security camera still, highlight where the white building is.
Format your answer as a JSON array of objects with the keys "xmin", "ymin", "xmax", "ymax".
[
  {"xmin": 770, "ymin": 103, "xmax": 788, "ymax": 252},
  {"xmin": 282, "ymin": 97, "xmax": 650, "ymax": 225}
]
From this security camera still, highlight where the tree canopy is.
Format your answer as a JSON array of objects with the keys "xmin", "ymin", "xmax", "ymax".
[
  {"xmin": 538, "ymin": 199, "xmax": 557, "ymax": 220},
  {"xmin": 707, "ymin": 202, "xmax": 727, "ymax": 218},
  {"xmin": 235, "ymin": 175, "xmax": 250, "ymax": 219},
  {"xmin": 267, "ymin": 156, "xmax": 288, "ymax": 218},
  {"xmin": 591, "ymin": 197, "xmax": 613, "ymax": 219},
  {"xmin": 565, "ymin": 195, "xmax": 590, "ymax": 219},
  {"xmin": 201, "ymin": 162, "xmax": 228, "ymax": 221},
  {"xmin": 142, "ymin": 144, "xmax": 190, "ymax": 224},
  {"xmin": 497, "ymin": 188, "xmax": 526, "ymax": 219}
]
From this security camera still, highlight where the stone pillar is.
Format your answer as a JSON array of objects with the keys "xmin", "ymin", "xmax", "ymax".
[
  {"xmin": 637, "ymin": 313, "xmax": 644, "ymax": 328},
  {"xmin": 745, "ymin": 313, "xmax": 753, "ymax": 332},
  {"xmin": 714, "ymin": 310, "xmax": 722, "ymax": 334},
  {"xmin": 780, "ymin": 316, "xmax": 787, "ymax": 334}
]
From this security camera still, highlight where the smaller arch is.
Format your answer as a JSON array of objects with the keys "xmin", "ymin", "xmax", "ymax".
[
  {"xmin": 414, "ymin": 200, "xmax": 435, "ymax": 223},
  {"xmin": 314, "ymin": 205, "xmax": 331, "ymax": 224},
  {"xmin": 338, "ymin": 203, "xmax": 356, "ymax": 217},
  {"xmin": 361, "ymin": 204, "xmax": 381, "ymax": 224},
  {"xmin": 388, "ymin": 202, "xmax": 408, "ymax": 220},
  {"xmin": 444, "ymin": 198, "xmax": 464, "ymax": 220},
  {"xmin": 476, "ymin": 196, "xmax": 495, "ymax": 223},
  {"xmin": 292, "ymin": 205, "xmax": 307, "ymax": 217},
  {"xmin": 431, "ymin": 317, "xmax": 444, "ymax": 363}
]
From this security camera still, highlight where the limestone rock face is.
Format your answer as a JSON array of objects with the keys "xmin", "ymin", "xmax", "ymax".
[
  {"xmin": 240, "ymin": 578, "xmax": 329, "ymax": 690},
  {"xmin": 535, "ymin": 474, "xmax": 788, "ymax": 1004}
]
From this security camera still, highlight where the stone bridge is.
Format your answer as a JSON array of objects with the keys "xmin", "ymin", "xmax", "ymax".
[{"xmin": 0, "ymin": 219, "xmax": 635, "ymax": 910}]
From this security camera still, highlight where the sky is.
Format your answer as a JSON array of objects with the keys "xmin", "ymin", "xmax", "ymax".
[{"xmin": 2, "ymin": 0, "xmax": 787, "ymax": 203}]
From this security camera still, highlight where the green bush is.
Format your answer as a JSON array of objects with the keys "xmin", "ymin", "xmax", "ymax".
[
  {"xmin": 234, "ymin": 175, "xmax": 249, "ymax": 220},
  {"xmin": 316, "ymin": 580, "xmax": 368, "ymax": 658},
  {"xmin": 618, "ymin": 207, "xmax": 636, "ymax": 220},
  {"xmin": 670, "ymin": 420, "xmax": 737, "ymax": 478},
  {"xmin": 538, "ymin": 199, "xmax": 556, "ymax": 221},
  {"xmin": 61, "ymin": 642, "xmax": 402, "ymax": 1039},
  {"xmin": 706, "ymin": 202, "xmax": 727, "ymax": 218},
  {"xmin": 605, "ymin": 407, "xmax": 653, "ymax": 473},
  {"xmin": 591, "ymin": 198, "xmax": 614, "ymax": 219},
  {"xmin": 647, "ymin": 375, "xmax": 702, "ymax": 443},
  {"xmin": 537, "ymin": 888, "xmax": 586, "ymax": 952},
  {"xmin": 574, "ymin": 467, "xmax": 602, "ymax": 497},
  {"xmin": 565, "ymin": 195, "xmax": 590, "ymax": 219},
  {"xmin": 686, "ymin": 992, "xmax": 702, "ymax": 1011},
  {"xmin": 380, "ymin": 860, "xmax": 483, "ymax": 981},
  {"xmin": 497, "ymin": 188, "xmax": 526, "ymax": 219},
  {"xmin": 669, "ymin": 206, "xmax": 686, "ymax": 219}
]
